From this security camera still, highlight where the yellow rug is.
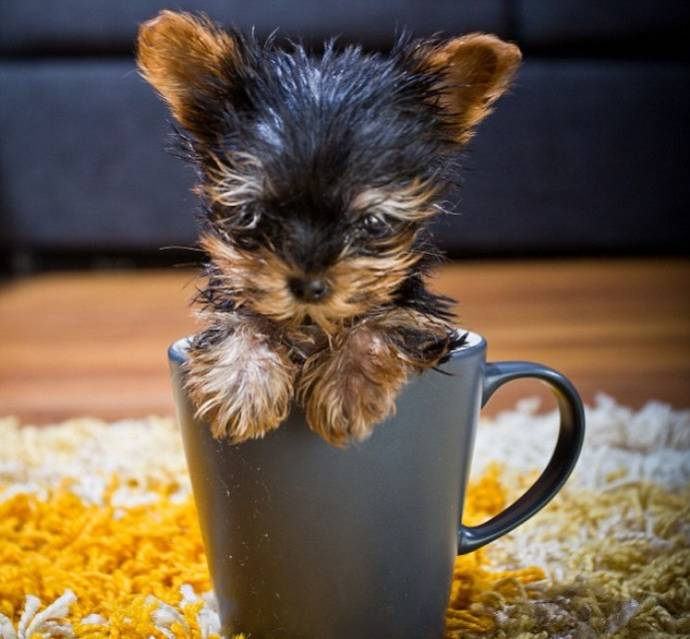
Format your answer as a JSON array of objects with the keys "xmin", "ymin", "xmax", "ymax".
[{"xmin": 1, "ymin": 395, "xmax": 688, "ymax": 638}]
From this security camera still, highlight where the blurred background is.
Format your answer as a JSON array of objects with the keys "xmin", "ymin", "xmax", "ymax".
[
  {"xmin": 1, "ymin": 0, "xmax": 689, "ymax": 272},
  {"xmin": 1, "ymin": 1, "xmax": 689, "ymax": 422}
]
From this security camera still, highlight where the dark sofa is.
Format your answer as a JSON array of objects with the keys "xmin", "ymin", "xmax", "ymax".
[{"xmin": 1, "ymin": 1, "xmax": 689, "ymax": 271}]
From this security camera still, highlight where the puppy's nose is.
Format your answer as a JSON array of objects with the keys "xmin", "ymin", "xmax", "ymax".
[{"xmin": 288, "ymin": 277, "xmax": 330, "ymax": 303}]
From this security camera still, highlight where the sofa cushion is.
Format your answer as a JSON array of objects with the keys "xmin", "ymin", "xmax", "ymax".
[
  {"xmin": 452, "ymin": 59, "xmax": 690, "ymax": 253},
  {"xmin": 0, "ymin": 62, "xmax": 196, "ymax": 249},
  {"xmin": 516, "ymin": 0, "xmax": 690, "ymax": 52},
  {"xmin": 2, "ymin": 58, "xmax": 689, "ymax": 254}
]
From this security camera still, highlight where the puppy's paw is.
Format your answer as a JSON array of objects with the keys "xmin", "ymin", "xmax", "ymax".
[
  {"xmin": 297, "ymin": 326, "xmax": 409, "ymax": 446},
  {"xmin": 186, "ymin": 326, "xmax": 296, "ymax": 442}
]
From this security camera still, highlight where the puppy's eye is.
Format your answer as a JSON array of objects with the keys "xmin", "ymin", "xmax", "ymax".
[
  {"xmin": 218, "ymin": 209, "xmax": 261, "ymax": 233},
  {"xmin": 358, "ymin": 213, "xmax": 388, "ymax": 236},
  {"xmin": 212, "ymin": 205, "xmax": 260, "ymax": 232},
  {"xmin": 234, "ymin": 209, "xmax": 260, "ymax": 230}
]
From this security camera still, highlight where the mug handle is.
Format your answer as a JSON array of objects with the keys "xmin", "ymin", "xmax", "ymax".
[{"xmin": 458, "ymin": 361, "xmax": 586, "ymax": 554}]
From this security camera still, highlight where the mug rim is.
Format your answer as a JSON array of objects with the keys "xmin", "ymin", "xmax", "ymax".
[{"xmin": 168, "ymin": 328, "xmax": 486, "ymax": 365}]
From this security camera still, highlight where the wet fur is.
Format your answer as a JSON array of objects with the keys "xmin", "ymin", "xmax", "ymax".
[
  {"xmin": 137, "ymin": 12, "xmax": 520, "ymax": 445},
  {"xmin": 185, "ymin": 315, "xmax": 298, "ymax": 441}
]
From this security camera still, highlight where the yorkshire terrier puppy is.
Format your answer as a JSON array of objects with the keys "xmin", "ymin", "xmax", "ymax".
[{"xmin": 138, "ymin": 11, "xmax": 520, "ymax": 446}]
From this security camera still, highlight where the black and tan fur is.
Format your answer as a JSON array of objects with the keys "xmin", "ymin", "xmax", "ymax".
[{"xmin": 137, "ymin": 11, "xmax": 521, "ymax": 446}]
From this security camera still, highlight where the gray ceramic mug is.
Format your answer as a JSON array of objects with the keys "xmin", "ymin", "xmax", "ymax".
[{"xmin": 169, "ymin": 331, "xmax": 585, "ymax": 639}]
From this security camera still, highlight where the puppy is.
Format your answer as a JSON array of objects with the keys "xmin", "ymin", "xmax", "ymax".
[{"xmin": 137, "ymin": 11, "xmax": 520, "ymax": 446}]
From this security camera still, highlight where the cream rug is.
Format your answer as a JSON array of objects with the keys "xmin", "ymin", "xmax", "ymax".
[{"xmin": 0, "ymin": 394, "xmax": 688, "ymax": 638}]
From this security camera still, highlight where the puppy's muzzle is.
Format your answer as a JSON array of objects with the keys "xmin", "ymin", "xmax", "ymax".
[{"xmin": 288, "ymin": 276, "xmax": 330, "ymax": 303}]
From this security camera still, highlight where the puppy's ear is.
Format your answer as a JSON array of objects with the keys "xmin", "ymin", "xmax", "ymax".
[
  {"xmin": 409, "ymin": 34, "xmax": 521, "ymax": 144},
  {"xmin": 137, "ymin": 11, "xmax": 241, "ymax": 139}
]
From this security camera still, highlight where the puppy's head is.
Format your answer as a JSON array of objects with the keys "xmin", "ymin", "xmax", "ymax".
[{"xmin": 138, "ymin": 12, "xmax": 520, "ymax": 331}]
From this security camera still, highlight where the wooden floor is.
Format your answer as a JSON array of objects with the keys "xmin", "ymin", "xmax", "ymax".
[{"xmin": 0, "ymin": 258, "xmax": 688, "ymax": 424}]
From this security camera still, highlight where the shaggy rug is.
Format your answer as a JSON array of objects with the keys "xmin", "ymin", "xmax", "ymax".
[{"xmin": 0, "ymin": 395, "xmax": 688, "ymax": 638}]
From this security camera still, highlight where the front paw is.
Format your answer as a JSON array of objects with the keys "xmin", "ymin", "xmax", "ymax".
[
  {"xmin": 298, "ymin": 329, "xmax": 408, "ymax": 446},
  {"xmin": 186, "ymin": 327, "xmax": 296, "ymax": 442}
]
